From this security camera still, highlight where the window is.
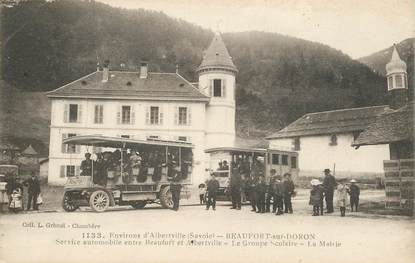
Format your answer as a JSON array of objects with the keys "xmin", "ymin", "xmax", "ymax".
[
  {"xmin": 69, "ymin": 104, "xmax": 78, "ymax": 122},
  {"xmin": 178, "ymin": 136, "xmax": 187, "ymax": 142},
  {"xmin": 121, "ymin": 106, "xmax": 131, "ymax": 124},
  {"xmin": 213, "ymin": 79, "xmax": 222, "ymax": 97},
  {"xmin": 272, "ymin": 154, "xmax": 280, "ymax": 165},
  {"xmin": 395, "ymin": 75, "xmax": 403, "ymax": 88},
  {"xmin": 281, "ymin": 155, "xmax": 288, "ymax": 165},
  {"xmin": 150, "ymin": 106, "xmax": 159, "ymax": 125},
  {"xmin": 388, "ymin": 76, "xmax": 394, "ymax": 90},
  {"xmin": 66, "ymin": 165, "xmax": 75, "ymax": 177},
  {"xmin": 94, "ymin": 105, "xmax": 103, "ymax": 124},
  {"xmin": 329, "ymin": 134, "xmax": 338, "ymax": 146},
  {"xmin": 120, "ymin": 135, "xmax": 130, "ymax": 138},
  {"xmin": 178, "ymin": 107, "xmax": 187, "ymax": 125},
  {"xmin": 293, "ymin": 137, "xmax": 300, "ymax": 151},
  {"xmin": 62, "ymin": 133, "xmax": 78, "ymax": 153},
  {"xmin": 147, "ymin": 135, "xmax": 160, "ymax": 140},
  {"xmin": 291, "ymin": 156, "xmax": 297, "ymax": 169}
]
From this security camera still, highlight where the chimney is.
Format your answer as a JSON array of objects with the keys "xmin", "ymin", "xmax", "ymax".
[
  {"xmin": 140, "ymin": 61, "xmax": 148, "ymax": 79},
  {"xmin": 102, "ymin": 59, "xmax": 110, "ymax": 82},
  {"xmin": 175, "ymin": 64, "xmax": 179, "ymax": 74}
]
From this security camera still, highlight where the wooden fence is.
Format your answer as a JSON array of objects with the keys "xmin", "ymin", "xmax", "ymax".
[{"xmin": 383, "ymin": 159, "xmax": 415, "ymax": 209}]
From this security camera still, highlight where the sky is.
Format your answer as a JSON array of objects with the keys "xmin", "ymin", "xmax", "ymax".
[{"xmin": 97, "ymin": 0, "xmax": 414, "ymax": 58}]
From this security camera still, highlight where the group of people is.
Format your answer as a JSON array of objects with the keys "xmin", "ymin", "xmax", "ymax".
[
  {"xmin": 4, "ymin": 172, "xmax": 41, "ymax": 212},
  {"xmin": 309, "ymin": 168, "xmax": 361, "ymax": 217},
  {"xmin": 79, "ymin": 148, "xmax": 192, "ymax": 186}
]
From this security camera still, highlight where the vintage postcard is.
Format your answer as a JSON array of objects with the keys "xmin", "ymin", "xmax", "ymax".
[{"xmin": 0, "ymin": 0, "xmax": 413, "ymax": 262}]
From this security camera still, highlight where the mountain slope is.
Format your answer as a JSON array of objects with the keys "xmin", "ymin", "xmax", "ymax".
[
  {"xmin": 1, "ymin": 0, "xmax": 387, "ymax": 144},
  {"xmin": 358, "ymin": 38, "xmax": 413, "ymax": 100}
]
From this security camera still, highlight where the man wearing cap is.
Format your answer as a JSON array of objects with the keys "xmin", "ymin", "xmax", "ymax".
[
  {"xmin": 283, "ymin": 173, "xmax": 295, "ymax": 213},
  {"xmin": 322, "ymin": 168, "xmax": 337, "ymax": 213},
  {"xmin": 348, "ymin": 179, "xmax": 360, "ymax": 212},
  {"xmin": 80, "ymin": 153, "xmax": 93, "ymax": 176}
]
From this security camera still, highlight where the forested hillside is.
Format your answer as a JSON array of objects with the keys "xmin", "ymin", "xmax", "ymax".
[
  {"xmin": 358, "ymin": 38, "xmax": 413, "ymax": 98},
  {"xmin": 1, "ymin": 0, "xmax": 388, "ymax": 145}
]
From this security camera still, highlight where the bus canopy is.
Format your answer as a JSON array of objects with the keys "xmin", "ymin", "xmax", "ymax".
[
  {"xmin": 205, "ymin": 146, "xmax": 267, "ymax": 154},
  {"xmin": 63, "ymin": 135, "xmax": 193, "ymax": 149}
]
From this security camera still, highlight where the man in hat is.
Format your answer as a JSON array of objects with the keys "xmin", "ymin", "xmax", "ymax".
[
  {"xmin": 24, "ymin": 172, "xmax": 41, "ymax": 210},
  {"xmin": 348, "ymin": 179, "xmax": 360, "ymax": 212},
  {"xmin": 80, "ymin": 153, "xmax": 93, "ymax": 176},
  {"xmin": 206, "ymin": 173, "xmax": 220, "ymax": 210},
  {"xmin": 229, "ymin": 162, "xmax": 242, "ymax": 210},
  {"xmin": 283, "ymin": 173, "xmax": 295, "ymax": 213},
  {"xmin": 255, "ymin": 176, "xmax": 267, "ymax": 213},
  {"xmin": 322, "ymin": 168, "xmax": 337, "ymax": 213},
  {"xmin": 170, "ymin": 167, "xmax": 182, "ymax": 211}
]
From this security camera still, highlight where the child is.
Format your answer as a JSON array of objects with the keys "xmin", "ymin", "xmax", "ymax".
[
  {"xmin": 336, "ymin": 179, "xmax": 349, "ymax": 217},
  {"xmin": 309, "ymin": 179, "xmax": 322, "ymax": 216},
  {"xmin": 348, "ymin": 179, "xmax": 360, "ymax": 212},
  {"xmin": 9, "ymin": 188, "xmax": 22, "ymax": 213},
  {"xmin": 198, "ymin": 183, "xmax": 206, "ymax": 205}
]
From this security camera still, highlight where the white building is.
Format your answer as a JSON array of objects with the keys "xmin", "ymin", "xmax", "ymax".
[
  {"xmin": 46, "ymin": 33, "xmax": 237, "ymax": 185},
  {"xmin": 266, "ymin": 46, "xmax": 409, "ymax": 179}
]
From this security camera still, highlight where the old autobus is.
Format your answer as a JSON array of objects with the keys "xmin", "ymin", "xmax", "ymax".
[
  {"xmin": 205, "ymin": 146, "xmax": 299, "ymax": 198},
  {"xmin": 61, "ymin": 135, "xmax": 192, "ymax": 212}
]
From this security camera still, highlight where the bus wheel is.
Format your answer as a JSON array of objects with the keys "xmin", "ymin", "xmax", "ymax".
[
  {"xmin": 62, "ymin": 192, "xmax": 79, "ymax": 212},
  {"xmin": 159, "ymin": 186, "xmax": 173, "ymax": 209},
  {"xmin": 89, "ymin": 190, "xmax": 110, "ymax": 212},
  {"xmin": 131, "ymin": 201, "xmax": 146, "ymax": 209}
]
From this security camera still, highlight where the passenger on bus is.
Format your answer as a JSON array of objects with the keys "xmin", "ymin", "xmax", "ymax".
[
  {"xmin": 130, "ymin": 151, "xmax": 142, "ymax": 176},
  {"xmin": 80, "ymin": 153, "xmax": 93, "ymax": 176},
  {"xmin": 93, "ymin": 153, "xmax": 106, "ymax": 185},
  {"xmin": 222, "ymin": 160, "xmax": 229, "ymax": 171}
]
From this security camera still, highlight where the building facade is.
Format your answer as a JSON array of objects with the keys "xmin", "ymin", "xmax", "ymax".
[{"xmin": 47, "ymin": 34, "xmax": 237, "ymax": 185}]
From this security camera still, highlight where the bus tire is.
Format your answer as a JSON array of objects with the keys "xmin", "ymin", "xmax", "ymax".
[
  {"xmin": 62, "ymin": 192, "xmax": 79, "ymax": 212},
  {"xmin": 159, "ymin": 186, "xmax": 173, "ymax": 209},
  {"xmin": 89, "ymin": 190, "xmax": 110, "ymax": 212},
  {"xmin": 131, "ymin": 201, "xmax": 146, "ymax": 209}
]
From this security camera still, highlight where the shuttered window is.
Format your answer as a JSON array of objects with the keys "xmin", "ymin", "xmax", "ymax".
[
  {"xmin": 61, "ymin": 133, "xmax": 80, "ymax": 153},
  {"xmin": 118, "ymin": 105, "xmax": 135, "ymax": 124},
  {"xmin": 94, "ymin": 104, "xmax": 104, "ymax": 124},
  {"xmin": 64, "ymin": 104, "xmax": 82, "ymax": 123},
  {"xmin": 60, "ymin": 165, "xmax": 80, "ymax": 177}
]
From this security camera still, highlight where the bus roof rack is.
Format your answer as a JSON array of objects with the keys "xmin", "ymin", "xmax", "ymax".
[{"xmin": 63, "ymin": 135, "xmax": 193, "ymax": 149}]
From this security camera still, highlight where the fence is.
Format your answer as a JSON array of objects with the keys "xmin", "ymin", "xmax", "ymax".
[{"xmin": 383, "ymin": 159, "xmax": 415, "ymax": 209}]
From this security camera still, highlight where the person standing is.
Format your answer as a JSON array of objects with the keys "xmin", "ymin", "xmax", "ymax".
[
  {"xmin": 348, "ymin": 179, "xmax": 360, "ymax": 212},
  {"xmin": 24, "ymin": 172, "xmax": 41, "ymax": 211},
  {"xmin": 246, "ymin": 175, "xmax": 258, "ymax": 212},
  {"xmin": 317, "ymin": 181, "xmax": 325, "ymax": 215},
  {"xmin": 336, "ymin": 179, "xmax": 349, "ymax": 217},
  {"xmin": 170, "ymin": 169, "xmax": 182, "ymax": 211},
  {"xmin": 198, "ymin": 183, "xmax": 206, "ymax": 205},
  {"xmin": 283, "ymin": 173, "xmax": 295, "ymax": 213},
  {"xmin": 274, "ymin": 175, "xmax": 285, "ymax": 215},
  {"xmin": 255, "ymin": 176, "xmax": 267, "ymax": 213},
  {"xmin": 309, "ymin": 179, "xmax": 324, "ymax": 216},
  {"xmin": 230, "ymin": 165, "xmax": 242, "ymax": 210},
  {"xmin": 206, "ymin": 174, "xmax": 219, "ymax": 210},
  {"xmin": 322, "ymin": 168, "xmax": 337, "ymax": 213},
  {"xmin": 266, "ymin": 174, "xmax": 276, "ymax": 213}
]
